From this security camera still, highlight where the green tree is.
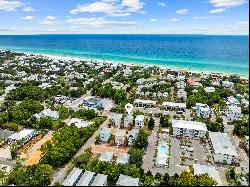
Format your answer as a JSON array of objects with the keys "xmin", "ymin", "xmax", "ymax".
[
  {"xmin": 148, "ymin": 117, "xmax": 155, "ymax": 130},
  {"xmin": 133, "ymin": 129, "xmax": 149, "ymax": 149}
]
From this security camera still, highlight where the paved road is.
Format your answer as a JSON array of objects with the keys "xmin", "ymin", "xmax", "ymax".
[
  {"xmin": 51, "ymin": 117, "xmax": 109, "ymax": 185},
  {"xmin": 142, "ymin": 118, "xmax": 159, "ymax": 173},
  {"xmin": 223, "ymin": 116, "xmax": 249, "ymax": 173}
]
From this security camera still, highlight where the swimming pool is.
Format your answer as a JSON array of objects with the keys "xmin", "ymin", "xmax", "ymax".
[
  {"xmin": 157, "ymin": 142, "xmax": 169, "ymax": 167},
  {"xmin": 159, "ymin": 144, "xmax": 167, "ymax": 154}
]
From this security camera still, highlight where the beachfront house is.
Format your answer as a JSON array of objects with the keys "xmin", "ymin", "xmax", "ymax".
[
  {"xmin": 110, "ymin": 113, "xmax": 123, "ymax": 127},
  {"xmin": 135, "ymin": 115, "xmax": 145, "ymax": 129},
  {"xmin": 127, "ymin": 129, "xmax": 139, "ymax": 146},
  {"xmin": 116, "ymin": 174, "xmax": 139, "ymax": 186},
  {"xmin": 162, "ymin": 102, "xmax": 186, "ymax": 112},
  {"xmin": 227, "ymin": 106, "xmax": 242, "ymax": 121},
  {"xmin": 195, "ymin": 103, "xmax": 210, "ymax": 119},
  {"xmin": 209, "ymin": 132, "xmax": 237, "ymax": 164},
  {"xmin": 172, "ymin": 120, "xmax": 208, "ymax": 138},
  {"xmin": 99, "ymin": 151, "xmax": 113, "ymax": 162},
  {"xmin": 62, "ymin": 168, "xmax": 83, "ymax": 186},
  {"xmin": 115, "ymin": 129, "xmax": 126, "ymax": 146},
  {"xmin": 116, "ymin": 153, "xmax": 130, "ymax": 164},
  {"xmin": 7, "ymin": 129, "xmax": 37, "ymax": 145},
  {"xmin": 134, "ymin": 99, "xmax": 156, "ymax": 108},
  {"xmin": 124, "ymin": 114, "xmax": 134, "ymax": 128},
  {"xmin": 99, "ymin": 127, "xmax": 112, "ymax": 142}
]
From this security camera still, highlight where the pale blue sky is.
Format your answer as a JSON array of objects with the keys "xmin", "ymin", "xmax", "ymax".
[{"xmin": 0, "ymin": 0, "xmax": 249, "ymax": 34}]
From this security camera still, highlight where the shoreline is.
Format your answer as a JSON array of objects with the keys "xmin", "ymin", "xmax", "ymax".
[{"xmin": 1, "ymin": 48, "xmax": 249, "ymax": 79}]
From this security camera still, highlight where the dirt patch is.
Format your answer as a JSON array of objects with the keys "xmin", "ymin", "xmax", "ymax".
[{"xmin": 91, "ymin": 144, "xmax": 129, "ymax": 157}]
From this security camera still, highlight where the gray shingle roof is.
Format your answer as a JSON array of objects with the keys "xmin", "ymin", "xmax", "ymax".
[{"xmin": 116, "ymin": 174, "xmax": 139, "ymax": 186}]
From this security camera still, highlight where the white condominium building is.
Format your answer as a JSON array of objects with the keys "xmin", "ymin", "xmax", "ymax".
[
  {"xmin": 133, "ymin": 99, "xmax": 156, "ymax": 108},
  {"xmin": 209, "ymin": 132, "xmax": 237, "ymax": 164},
  {"xmin": 172, "ymin": 120, "xmax": 208, "ymax": 138}
]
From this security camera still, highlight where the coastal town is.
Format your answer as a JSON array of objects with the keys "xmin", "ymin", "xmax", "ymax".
[{"xmin": 0, "ymin": 50, "xmax": 249, "ymax": 186}]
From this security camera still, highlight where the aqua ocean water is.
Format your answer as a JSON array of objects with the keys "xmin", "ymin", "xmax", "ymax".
[{"xmin": 0, "ymin": 34, "xmax": 248, "ymax": 76}]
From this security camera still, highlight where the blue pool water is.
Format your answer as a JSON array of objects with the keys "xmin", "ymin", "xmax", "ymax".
[
  {"xmin": 0, "ymin": 34, "xmax": 248, "ymax": 76},
  {"xmin": 159, "ymin": 144, "xmax": 168, "ymax": 154}
]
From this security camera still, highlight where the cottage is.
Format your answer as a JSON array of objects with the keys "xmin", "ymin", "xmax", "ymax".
[
  {"xmin": 35, "ymin": 108, "xmax": 59, "ymax": 120},
  {"xmin": 116, "ymin": 174, "xmax": 139, "ymax": 186},
  {"xmin": 127, "ymin": 129, "xmax": 139, "ymax": 146},
  {"xmin": 116, "ymin": 153, "xmax": 130, "ymax": 164},
  {"xmin": 99, "ymin": 127, "xmax": 112, "ymax": 142},
  {"xmin": 7, "ymin": 129, "xmax": 37, "ymax": 145},
  {"xmin": 227, "ymin": 106, "xmax": 241, "ymax": 121},
  {"xmin": 226, "ymin": 96, "xmax": 240, "ymax": 106},
  {"xmin": 99, "ymin": 151, "xmax": 113, "ymax": 162},
  {"xmin": 192, "ymin": 164, "xmax": 220, "ymax": 184},
  {"xmin": 204, "ymin": 87, "xmax": 215, "ymax": 93},
  {"xmin": 172, "ymin": 120, "xmax": 207, "ymax": 138},
  {"xmin": 91, "ymin": 174, "xmax": 108, "ymax": 186},
  {"xmin": 123, "ymin": 114, "xmax": 134, "ymax": 128},
  {"xmin": 62, "ymin": 168, "xmax": 83, "ymax": 186},
  {"xmin": 76, "ymin": 171, "xmax": 95, "ymax": 186},
  {"xmin": 177, "ymin": 89, "xmax": 187, "ymax": 101},
  {"xmin": 209, "ymin": 132, "xmax": 237, "ymax": 164},
  {"xmin": 222, "ymin": 81, "xmax": 234, "ymax": 89},
  {"xmin": 135, "ymin": 115, "xmax": 145, "ymax": 129},
  {"xmin": 110, "ymin": 113, "xmax": 123, "ymax": 127},
  {"xmin": 195, "ymin": 103, "xmax": 210, "ymax": 119},
  {"xmin": 115, "ymin": 129, "xmax": 126, "ymax": 146}
]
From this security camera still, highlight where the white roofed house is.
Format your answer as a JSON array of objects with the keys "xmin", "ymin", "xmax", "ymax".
[
  {"xmin": 99, "ymin": 151, "xmax": 113, "ymax": 162},
  {"xmin": 222, "ymin": 81, "xmax": 234, "ymax": 89},
  {"xmin": 116, "ymin": 153, "xmax": 130, "ymax": 164},
  {"xmin": 62, "ymin": 168, "xmax": 83, "ymax": 186},
  {"xmin": 209, "ymin": 132, "xmax": 237, "ymax": 164},
  {"xmin": 204, "ymin": 86, "xmax": 215, "ymax": 93},
  {"xmin": 227, "ymin": 105, "xmax": 242, "ymax": 121},
  {"xmin": 7, "ymin": 129, "xmax": 37, "ymax": 145},
  {"xmin": 127, "ymin": 129, "xmax": 139, "ymax": 146},
  {"xmin": 192, "ymin": 164, "xmax": 220, "ymax": 185},
  {"xmin": 115, "ymin": 129, "xmax": 126, "ymax": 146},
  {"xmin": 177, "ymin": 89, "xmax": 187, "ymax": 101},
  {"xmin": 172, "ymin": 120, "xmax": 208, "ymax": 138},
  {"xmin": 116, "ymin": 174, "xmax": 139, "ymax": 186},
  {"xmin": 35, "ymin": 108, "xmax": 59, "ymax": 120},
  {"xmin": 135, "ymin": 115, "xmax": 145, "ymax": 129},
  {"xmin": 109, "ymin": 113, "xmax": 123, "ymax": 127},
  {"xmin": 195, "ymin": 103, "xmax": 210, "ymax": 119},
  {"xmin": 134, "ymin": 99, "xmax": 156, "ymax": 108},
  {"xmin": 123, "ymin": 114, "xmax": 134, "ymax": 128},
  {"xmin": 226, "ymin": 96, "xmax": 240, "ymax": 107},
  {"xmin": 99, "ymin": 127, "xmax": 112, "ymax": 142}
]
